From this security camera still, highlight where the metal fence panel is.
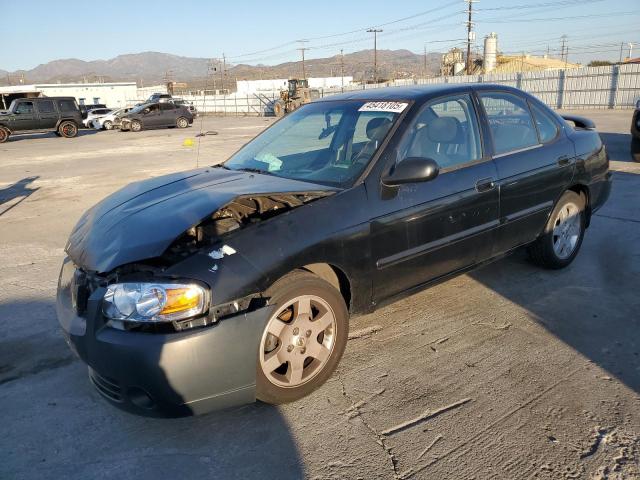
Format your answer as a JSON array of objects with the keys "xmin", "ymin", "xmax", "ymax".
[{"xmin": 180, "ymin": 64, "xmax": 639, "ymax": 116}]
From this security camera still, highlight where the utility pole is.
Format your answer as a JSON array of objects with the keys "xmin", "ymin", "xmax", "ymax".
[
  {"xmin": 297, "ymin": 40, "xmax": 309, "ymax": 79},
  {"xmin": 340, "ymin": 49, "xmax": 345, "ymax": 91},
  {"xmin": 366, "ymin": 28, "xmax": 383, "ymax": 84},
  {"xmin": 221, "ymin": 53, "xmax": 226, "ymax": 92},
  {"xmin": 423, "ymin": 45, "xmax": 428, "ymax": 79},
  {"xmin": 629, "ymin": 43, "xmax": 635, "ymax": 61},
  {"xmin": 560, "ymin": 35, "xmax": 568, "ymax": 63},
  {"xmin": 464, "ymin": 0, "xmax": 477, "ymax": 74}
]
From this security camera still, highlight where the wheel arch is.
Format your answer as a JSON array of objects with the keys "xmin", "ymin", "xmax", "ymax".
[
  {"xmin": 275, "ymin": 263, "xmax": 353, "ymax": 312},
  {"xmin": 567, "ymin": 183, "xmax": 591, "ymax": 227},
  {"xmin": 55, "ymin": 118, "xmax": 79, "ymax": 128}
]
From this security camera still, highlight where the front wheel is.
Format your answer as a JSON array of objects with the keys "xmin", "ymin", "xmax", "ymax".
[
  {"xmin": 103, "ymin": 120, "xmax": 113, "ymax": 130},
  {"xmin": 0, "ymin": 126, "xmax": 9, "ymax": 143},
  {"xmin": 528, "ymin": 190, "xmax": 585, "ymax": 269},
  {"xmin": 176, "ymin": 117, "xmax": 189, "ymax": 128},
  {"xmin": 58, "ymin": 121, "xmax": 78, "ymax": 138},
  {"xmin": 256, "ymin": 270, "xmax": 348, "ymax": 404}
]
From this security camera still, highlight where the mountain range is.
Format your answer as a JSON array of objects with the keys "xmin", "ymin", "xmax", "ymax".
[{"xmin": 1, "ymin": 50, "xmax": 442, "ymax": 88}]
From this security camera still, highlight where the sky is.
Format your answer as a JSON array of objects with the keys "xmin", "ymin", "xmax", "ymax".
[{"xmin": 2, "ymin": 0, "xmax": 639, "ymax": 72}]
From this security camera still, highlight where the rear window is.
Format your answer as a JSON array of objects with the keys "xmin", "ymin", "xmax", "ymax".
[
  {"xmin": 57, "ymin": 99, "xmax": 78, "ymax": 112},
  {"xmin": 37, "ymin": 100, "xmax": 56, "ymax": 114}
]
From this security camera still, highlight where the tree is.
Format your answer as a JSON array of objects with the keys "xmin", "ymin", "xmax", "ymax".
[{"xmin": 588, "ymin": 60, "xmax": 613, "ymax": 67}]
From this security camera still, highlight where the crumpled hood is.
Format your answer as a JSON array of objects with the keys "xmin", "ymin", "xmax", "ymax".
[{"xmin": 66, "ymin": 166, "xmax": 335, "ymax": 272}]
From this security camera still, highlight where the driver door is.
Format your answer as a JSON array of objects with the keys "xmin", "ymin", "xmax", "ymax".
[
  {"xmin": 11, "ymin": 100, "xmax": 39, "ymax": 131},
  {"xmin": 141, "ymin": 104, "xmax": 162, "ymax": 127},
  {"xmin": 369, "ymin": 93, "xmax": 499, "ymax": 302}
]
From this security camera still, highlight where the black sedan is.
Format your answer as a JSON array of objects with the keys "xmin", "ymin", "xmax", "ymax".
[
  {"xmin": 118, "ymin": 102, "xmax": 193, "ymax": 132},
  {"xmin": 57, "ymin": 84, "xmax": 611, "ymax": 416}
]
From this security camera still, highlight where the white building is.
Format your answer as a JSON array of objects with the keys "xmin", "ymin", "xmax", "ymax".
[
  {"xmin": 236, "ymin": 76, "xmax": 354, "ymax": 94},
  {"xmin": 0, "ymin": 82, "xmax": 139, "ymax": 109}
]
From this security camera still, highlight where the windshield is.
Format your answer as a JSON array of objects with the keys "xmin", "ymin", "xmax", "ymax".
[
  {"xmin": 130, "ymin": 103, "xmax": 153, "ymax": 114},
  {"xmin": 223, "ymin": 100, "xmax": 406, "ymax": 187}
]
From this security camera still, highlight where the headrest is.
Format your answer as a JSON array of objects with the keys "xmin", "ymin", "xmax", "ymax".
[
  {"xmin": 366, "ymin": 117, "xmax": 392, "ymax": 141},
  {"xmin": 426, "ymin": 116, "xmax": 462, "ymax": 144}
]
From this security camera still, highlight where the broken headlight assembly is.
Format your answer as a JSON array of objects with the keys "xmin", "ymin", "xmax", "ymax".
[{"xmin": 102, "ymin": 283, "xmax": 208, "ymax": 323}]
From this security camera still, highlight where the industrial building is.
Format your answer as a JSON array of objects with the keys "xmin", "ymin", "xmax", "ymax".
[
  {"xmin": 0, "ymin": 82, "xmax": 167, "ymax": 109},
  {"xmin": 236, "ymin": 76, "xmax": 354, "ymax": 94}
]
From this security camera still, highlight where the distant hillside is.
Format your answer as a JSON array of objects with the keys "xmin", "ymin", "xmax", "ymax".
[{"xmin": 1, "ymin": 50, "xmax": 442, "ymax": 87}]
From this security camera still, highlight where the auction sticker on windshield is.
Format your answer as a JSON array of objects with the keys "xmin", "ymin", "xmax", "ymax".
[{"xmin": 358, "ymin": 101, "xmax": 408, "ymax": 113}]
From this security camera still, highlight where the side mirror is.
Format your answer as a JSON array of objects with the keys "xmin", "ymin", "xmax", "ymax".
[{"xmin": 382, "ymin": 157, "xmax": 439, "ymax": 186}]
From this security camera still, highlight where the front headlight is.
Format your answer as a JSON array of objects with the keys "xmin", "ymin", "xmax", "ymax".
[{"xmin": 102, "ymin": 283, "xmax": 208, "ymax": 323}]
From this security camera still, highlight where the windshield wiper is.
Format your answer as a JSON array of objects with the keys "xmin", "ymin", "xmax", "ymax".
[{"xmin": 234, "ymin": 167, "xmax": 273, "ymax": 176}]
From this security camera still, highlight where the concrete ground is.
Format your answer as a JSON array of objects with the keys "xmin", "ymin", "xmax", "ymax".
[{"xmin": 0, "ymin": 111, "xmax": 638, "ymax": 480}]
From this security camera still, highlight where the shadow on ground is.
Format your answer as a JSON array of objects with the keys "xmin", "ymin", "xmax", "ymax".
[
  {"xmin": 599, "ymin": 132, "xmax": 634, "ymax": 162},
  {"xmin": 5, "ymin": 129, "xmax": 99, "ymax": 142},
  {"xmin": 0, "ymin": 299, "xmax": 305, "ymax": 480},
  {"xmin": 471, "ymin": 171, "xmax": 640, "ymax": 393},
  {"xmin": 0, "ymin": 176, "xmax": 39, "ymax": 216}
]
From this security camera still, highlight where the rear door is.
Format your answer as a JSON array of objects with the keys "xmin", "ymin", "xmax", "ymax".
[
  {"xmin": 477, "ymin": 91, "xmax": 574, "ymax": 255},
  {"xmin": 159, "ymin": 103, "xmax": 177, "ymax": 125},
  {"xmin": 36, "ymin": 99, "xmax": 58, "ymax": 129},
  {"xmin": 370, "ymin": 93, "xmax": 499, "ymax": 301}
]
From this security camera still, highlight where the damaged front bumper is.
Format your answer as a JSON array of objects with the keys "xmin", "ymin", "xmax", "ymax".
[{"xmin": 56, "ymin": 257, "xmax": 272, "ymax": 417}]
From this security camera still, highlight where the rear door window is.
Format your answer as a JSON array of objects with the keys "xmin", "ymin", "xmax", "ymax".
[
  {"xmin": 479, "ymin": 92, "xmax": 539, "ymax": 155},
  {"xmin": 36, "ymin": 100, "xmax": 56, "ymax": 114}
]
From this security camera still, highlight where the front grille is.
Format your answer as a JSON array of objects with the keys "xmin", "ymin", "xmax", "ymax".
[{"xmin": 88, "ymin": 368, "xmax": 123, "ymax": 403}]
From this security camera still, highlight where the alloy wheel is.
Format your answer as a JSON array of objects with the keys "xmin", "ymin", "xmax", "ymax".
[
  {"xmin": 260, "ymin": 295, "xmax": 336, "ymax": 388},
  {"xmin": 552, "ymin": 201, "xmax": 581, "ymax": 259}
]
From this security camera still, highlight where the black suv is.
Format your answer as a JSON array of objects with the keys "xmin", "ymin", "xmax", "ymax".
[{"xmin": 0, "ymin": 97, "xmax": 83, "ymax": 143}]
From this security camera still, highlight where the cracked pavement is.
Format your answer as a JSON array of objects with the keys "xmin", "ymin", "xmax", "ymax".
[{"xmin": 0, "ymin": 112, "xmax": 638, "ymax": 479}]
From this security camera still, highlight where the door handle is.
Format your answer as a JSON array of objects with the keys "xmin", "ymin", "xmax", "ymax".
[
  {"xmin": 475, "ymin": 177, "xmax": 496, "ymax": 192},
  {"xmin": 557, "ymin": 155, "xmax": 571, "ymax": 166}
]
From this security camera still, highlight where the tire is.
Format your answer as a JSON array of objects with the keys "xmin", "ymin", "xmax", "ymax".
[
  {"xmin": 103, "ymin": 120, "xmax": 113, "ymax": 130},
  {"xmin": 273, "ymin": 100, "xmax": 285, "ymax": 117},
  {"xmin": 528, "ymin": 190, "xmax": 586, "ymax": 269},
  {"xmin": 130, "ymin": 120, "xmax": 142, "ymax": 132},
  {"xmin": 58, "ymin": 121, "xmax": 78, "ymax": 138},
  {"xmin": 176, "ymin": 117, "xmax": 189, "ymax": 128},
  {"xmin": 631, "ymin": 137, "xmax": 640, "ymax": 162},
  {"xmin": 256, "ymin": 270, "xmax": 348, "ymax": 404},
  {"xmin": 0, "ymin": 126, "xmax": 9, "ymax": 143}
]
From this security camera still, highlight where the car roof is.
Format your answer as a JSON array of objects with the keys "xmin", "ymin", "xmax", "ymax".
[{"xmin": 318, "ymin": 83, "xmax": 528, "ymax": 103}]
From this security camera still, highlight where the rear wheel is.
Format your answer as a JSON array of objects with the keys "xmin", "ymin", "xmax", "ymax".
[
  {"xmin": 528, "ymin": 190, "xmax": 585, "ymax": 269},
  {"xmin": 176, "ymin": 117, "xmax": 189, "ymax": 128},
  {"xmin": 130, "ymin": 120, "xmax": 142, "ymax": 132},
  {"xmin": 0, "ymin": 126, "xmax": 9, "ymax": 143},
  {"xmin": 103, "ymin": 120, "xmax": 113, "ymax": 130},
  {"xmin": 58, "ymin": 121, "xmax": 78, "ymax": 138},
  {"xmin": 256, "ymin": 270, "xmax": 348, "ymax": 404},
  {"xmin": 631, "ymin": 137, "xmax": 640, "ymax": 162}
]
